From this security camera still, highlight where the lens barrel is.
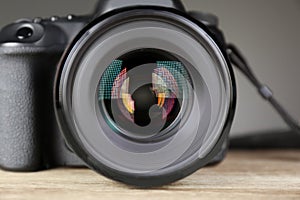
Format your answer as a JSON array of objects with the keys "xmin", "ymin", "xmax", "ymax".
[{"xmin": 55, "ymin": 7, "xmax": 236, "ymax": 187}]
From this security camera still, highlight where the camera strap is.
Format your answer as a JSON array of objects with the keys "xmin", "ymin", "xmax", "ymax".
[{"xmin": 226, "ymin": 44, "xmax": 300, "ymax": 135}]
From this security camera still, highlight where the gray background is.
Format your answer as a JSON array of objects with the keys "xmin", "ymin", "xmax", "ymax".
[{"xmin": 0, "ymin": 0, "xmax": 299, "ymax": 136}]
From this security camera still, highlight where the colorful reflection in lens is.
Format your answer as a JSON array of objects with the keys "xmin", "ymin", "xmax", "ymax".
[{"xmin": 99, "ymin": 60, "xmax": 188, "ymax": 123}]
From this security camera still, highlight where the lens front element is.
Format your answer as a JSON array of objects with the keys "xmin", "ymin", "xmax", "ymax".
[{"xmin": 98, "ymin": 49, "xmax": 192, "ymax": 141}]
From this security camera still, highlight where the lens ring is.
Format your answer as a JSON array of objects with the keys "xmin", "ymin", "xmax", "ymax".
[
  {"xmin": 55, "ymin": 8, "xmax": 236, "ymax": 187},
  {"xmin": 70, "ymin": 20, "xmax": 226, "ymax": 171}
]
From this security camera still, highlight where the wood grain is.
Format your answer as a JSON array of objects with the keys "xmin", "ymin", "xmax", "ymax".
[{"xmin": 1, "ymin": 150, "xmax": 300, "ymax": 200}]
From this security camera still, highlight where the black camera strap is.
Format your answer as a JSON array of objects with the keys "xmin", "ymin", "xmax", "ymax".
[{"xmin": 226, "ymin": 44, "xmax": 300, "ymax": 135}]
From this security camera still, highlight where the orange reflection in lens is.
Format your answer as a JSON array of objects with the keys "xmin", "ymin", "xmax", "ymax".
[{"xmin": 157, "ymin": 93, "xmax": 165, "ymax": 108}]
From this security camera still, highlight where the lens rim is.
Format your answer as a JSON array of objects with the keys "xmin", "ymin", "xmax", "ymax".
[{"xmin": 54, "ymin": 6, "xmax": 236, "ymax": 187}]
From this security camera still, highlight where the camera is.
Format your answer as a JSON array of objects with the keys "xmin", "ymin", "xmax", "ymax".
[{"xmin": 0, "ymin": 0, "xmax": 236, "ymax": 187}]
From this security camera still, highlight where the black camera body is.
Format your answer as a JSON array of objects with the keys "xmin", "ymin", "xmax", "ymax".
[
  {"xmin": 0, "ymin": 0, "xmax": 235, "ymax": 187},
  {"xmin": 0, "ymin": 12, "xmax": 89, "ymax": 171}
]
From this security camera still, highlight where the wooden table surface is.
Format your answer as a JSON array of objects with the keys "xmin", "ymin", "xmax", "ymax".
[{"xmin": 0, "ymin": 150, "xmax": 300, "ymax": 200}]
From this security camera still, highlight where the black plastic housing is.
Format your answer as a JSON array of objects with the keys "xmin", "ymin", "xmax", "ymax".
[
  {"xmin": 0, "ymin": 46, "xmax": 61, "ymax": 170},
  {"xmin": 0, "ymin": 18, "xmax": 88, "ymax": 171},
  {"xmin": 0, "ymin": 45, "xmax": 87, "ymax": 170}
]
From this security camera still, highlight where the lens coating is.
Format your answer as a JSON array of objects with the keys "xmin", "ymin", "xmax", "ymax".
[{"xmin": 98, "ymin": 49, "xmax": 192, "ymax": 141}]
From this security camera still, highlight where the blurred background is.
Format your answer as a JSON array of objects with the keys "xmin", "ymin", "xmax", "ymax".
[{"xmin": 0, "ymin": 0, "xmax": 299, "ymax": 137}]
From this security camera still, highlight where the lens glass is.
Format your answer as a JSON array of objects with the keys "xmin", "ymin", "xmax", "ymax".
[{"xmin": 98, "ymin": 49, "xmax": 192, "ymax": 141}]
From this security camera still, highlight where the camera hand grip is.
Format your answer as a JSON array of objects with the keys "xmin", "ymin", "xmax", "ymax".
[{"xmin": 0, "ymin": 50, "xmax": 44, "ymax": 171}]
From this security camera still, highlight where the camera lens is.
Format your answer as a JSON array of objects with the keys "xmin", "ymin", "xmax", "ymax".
[
  {"xmin": 98, "ymin": 49, "xmax": 191, "ymax": 141},
  {"xmin": 56, "ymin": 9, "xmax": 235, "ymax": 187}
]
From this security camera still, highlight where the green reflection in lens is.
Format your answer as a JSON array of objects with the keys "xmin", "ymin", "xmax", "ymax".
[{"xmin": 98, "ymin": 60, "xmax": 122, "ymax": 100}]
